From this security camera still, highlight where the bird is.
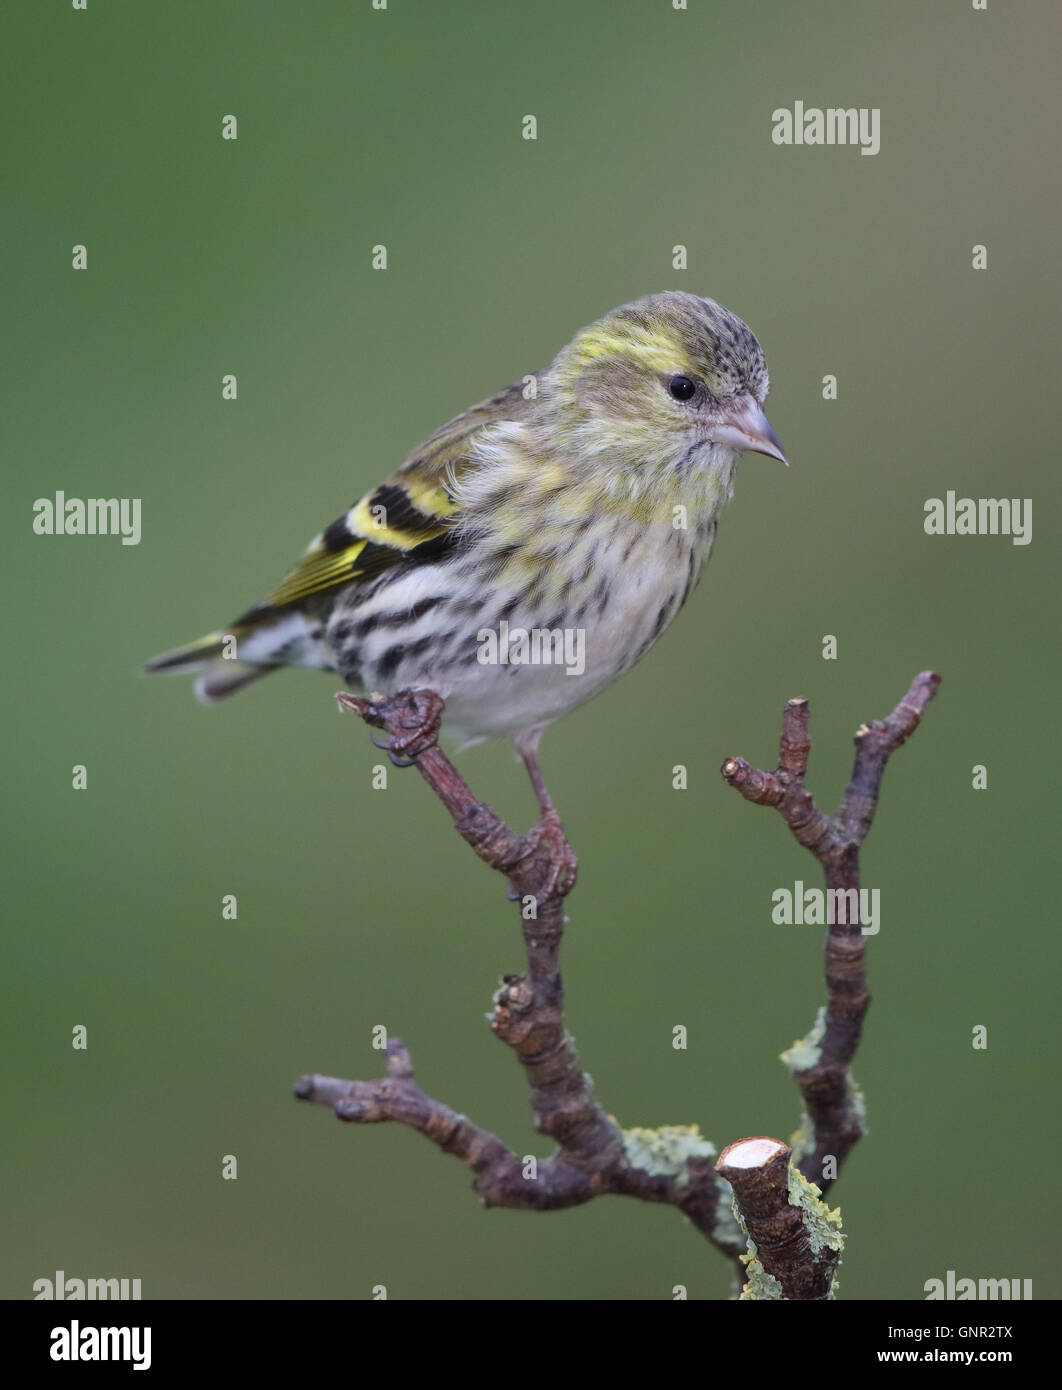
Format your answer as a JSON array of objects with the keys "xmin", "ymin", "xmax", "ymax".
[{"xmin": 145, "ymin": 290, "xmax": 786, "ymax": 863}]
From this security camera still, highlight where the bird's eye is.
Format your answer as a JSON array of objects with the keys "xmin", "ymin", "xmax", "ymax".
[{"xmin": 667, "ymin": 375, "xmax": 697, "ymax": 402}]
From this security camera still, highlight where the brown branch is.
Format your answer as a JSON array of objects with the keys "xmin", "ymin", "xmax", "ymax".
[
  {"xmin": 295, "ymin": 1040, "xmax": 590, "ymax": 1209},
  {"xmin": 715, "ymin": 1138, "xmax": 843, "ymax": 1301},
  {"xmin": 296, "ymin": 671, "xmax": 939, "ymax": 1298},
  {"xmin": 334, "ymin": 689, "xmax": 618, "ymax": 1167},
  {"xmin": 296, "ymin": 689, "xmax": 744, "ymax": 1271},
  {"xmin": 296, "ymin": 1037, "xmax": 737, "ymax": 1234},
  {"xmin": 721, "ymin": 670, "xmax": 941, "ymax": 1192}
]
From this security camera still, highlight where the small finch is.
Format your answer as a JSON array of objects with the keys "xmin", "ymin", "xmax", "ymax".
[{"xmin": 145, "ymin": 291, "xmax": 786, "ymax": 838}]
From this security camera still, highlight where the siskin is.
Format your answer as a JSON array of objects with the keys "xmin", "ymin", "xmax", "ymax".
[{"xmin": 146, "ymin": 291, "xmax": 786, "ymax": 830}]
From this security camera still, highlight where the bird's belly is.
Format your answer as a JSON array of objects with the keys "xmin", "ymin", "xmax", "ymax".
[{"xmin": 329, "ymin": 526, "xmax": 709, "ymax": 743}]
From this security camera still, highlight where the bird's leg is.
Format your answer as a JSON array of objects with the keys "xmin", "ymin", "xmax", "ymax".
[{"xmin": 513, "ymin": 729, "xmax": 578, "ymax": 900}]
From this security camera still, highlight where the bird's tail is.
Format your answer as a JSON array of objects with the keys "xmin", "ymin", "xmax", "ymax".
[{"xmin": 142, "ymin": 631, "xmax": 277, "ymax": 704}]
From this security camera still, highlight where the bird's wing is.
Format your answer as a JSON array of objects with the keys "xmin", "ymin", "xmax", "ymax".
[
  {"xmin": 246, "ymin": 377, "xmax": 534, "ymax": 616},
  {"xmin": 143, "ymin": 378, "xmax": 537, "ymax": 680}
]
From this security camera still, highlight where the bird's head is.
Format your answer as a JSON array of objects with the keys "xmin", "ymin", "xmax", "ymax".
[{"xmin": 544, "ymin": 291, "xmax": 787, "ymax": 482}]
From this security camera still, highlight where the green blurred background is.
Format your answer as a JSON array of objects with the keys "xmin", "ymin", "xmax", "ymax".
[{"xmin": 3, "ymin": 0, "xmax": 1059, "ymax": 1300}]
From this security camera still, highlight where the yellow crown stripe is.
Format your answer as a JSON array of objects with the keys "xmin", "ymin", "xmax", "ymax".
[{"xmin": 575, "ymin": 325, "xmax": 688, "ymax": 375}]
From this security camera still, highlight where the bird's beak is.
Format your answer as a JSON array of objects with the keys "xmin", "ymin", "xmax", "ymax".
[{"xmin": 709, "ymin": 397, "xmax": 788, "ymax": 465}]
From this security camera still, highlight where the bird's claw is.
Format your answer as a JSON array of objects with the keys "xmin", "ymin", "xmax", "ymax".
[{"xmin": 368, "ymin": 731, "xmax": 416, "ymax": 768}]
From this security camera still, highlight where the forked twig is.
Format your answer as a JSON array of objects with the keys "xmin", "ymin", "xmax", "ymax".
[
  {"xmin": 722, "ymin": 670, "xmax": 941, "ymax": 1189},
  {"xmin": 295, "ymin": 672, "xmax": 940, "ymax": 1296}
]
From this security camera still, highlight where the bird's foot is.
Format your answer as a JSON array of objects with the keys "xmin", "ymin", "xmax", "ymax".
[
  {"xmin": 510, "ymin": 806, "xmax": 578, "ymax": 902},
  {"xmin": 336, "ymin": 688, "xmax": 444, "ymax": 767}
]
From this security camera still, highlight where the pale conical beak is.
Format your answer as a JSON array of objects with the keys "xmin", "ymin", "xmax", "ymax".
[{"xmin": 709, "ymin": 397, "xmax": 788, "ymax": 465}]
